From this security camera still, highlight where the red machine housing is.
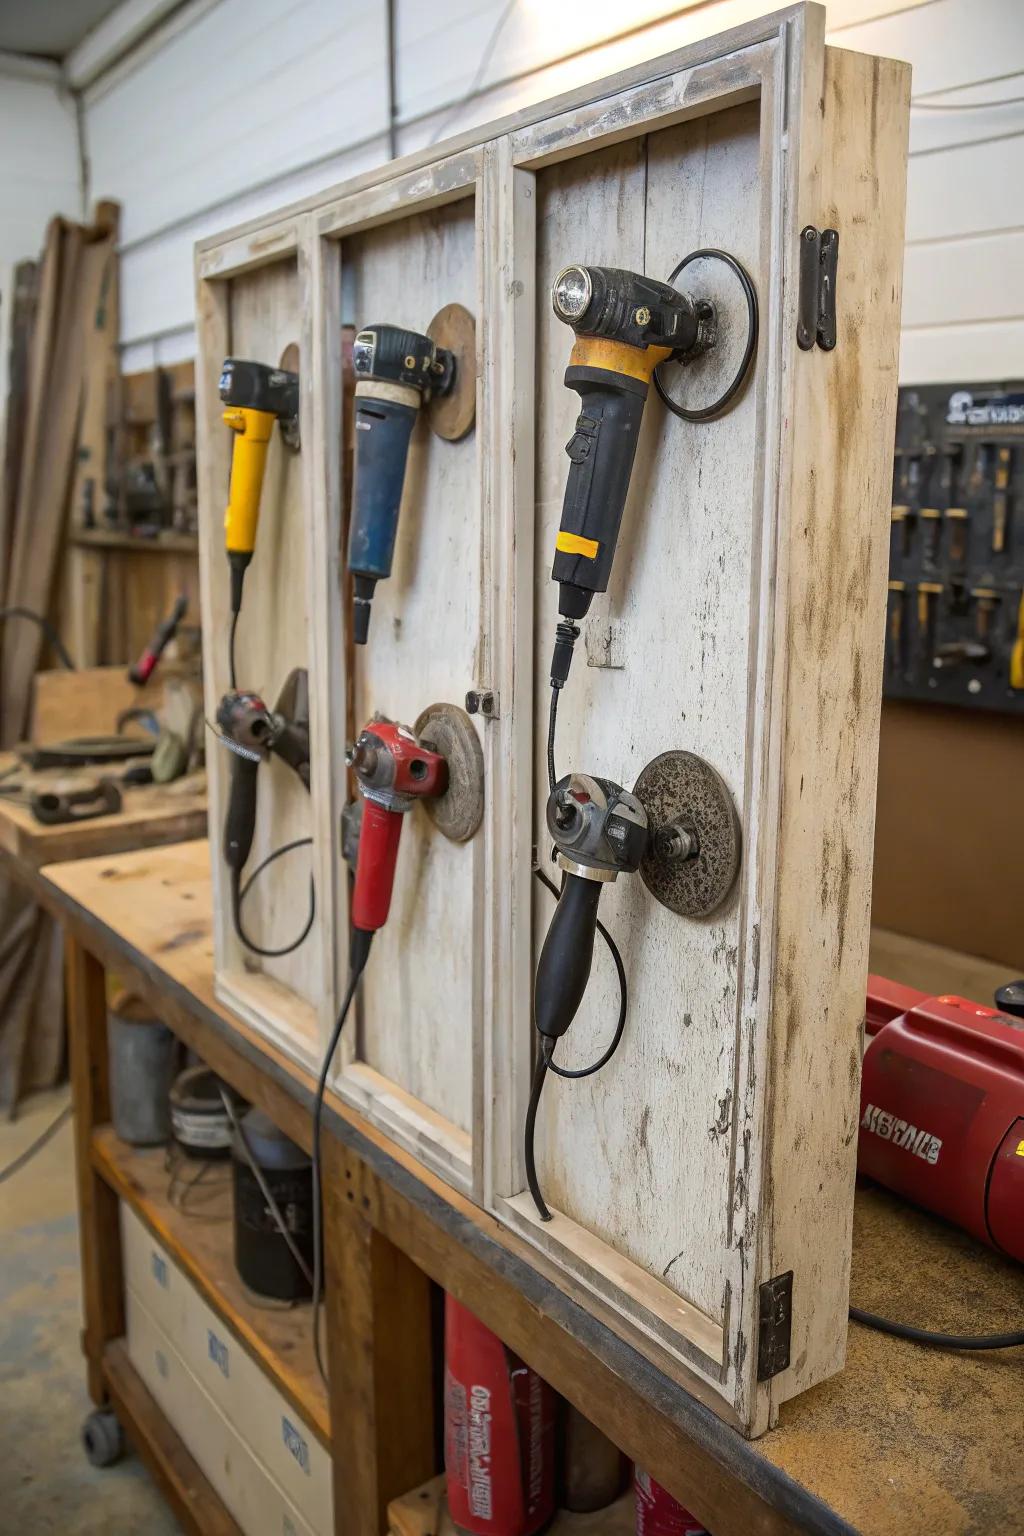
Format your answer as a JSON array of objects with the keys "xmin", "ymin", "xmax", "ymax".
[
  {"xmin": 349, "ymin": 718, "xmax": 446, "ymax": 935},
  {"xmin": 861, "ymin": 977, "xmax": 1024, "ymax": 1261},
  {"xmin": 444, "ymin": 1296, "xmax": 555, "ymax": 1536}
]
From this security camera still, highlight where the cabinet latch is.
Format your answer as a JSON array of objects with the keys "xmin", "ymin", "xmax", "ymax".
[
  {"xmin": 797, "ymin": 226, "xmax": 838, "ymax": 352},
  {"xmin": 757, "ymin": 1270, "xmax": 794, "ymax": 1380}
]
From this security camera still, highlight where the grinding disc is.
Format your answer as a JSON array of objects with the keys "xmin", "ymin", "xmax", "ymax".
[
  {"xmin": 426, "ymin": 303, "xmax": 476, "ymax": 441},
  {"xmin": 413, "ymin": 702, "xmax": 484, "ymax": 843},
  {"xmin": 633, "ymin": 751, "xmax": 741, "ymax": 918},
  {"xmin": 655, "ymin": 255, "xmax": 755, "ymax": 420}
]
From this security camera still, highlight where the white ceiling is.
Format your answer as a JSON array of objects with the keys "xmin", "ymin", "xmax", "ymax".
[{"xmin": 0, "ymin": 0, "xmax": 125, "ymax": 61}]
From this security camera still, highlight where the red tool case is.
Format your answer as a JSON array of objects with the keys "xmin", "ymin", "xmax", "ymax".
[{"xmin": 861, "ymin": 976, "xmax": 1024, "ymax": 1261}]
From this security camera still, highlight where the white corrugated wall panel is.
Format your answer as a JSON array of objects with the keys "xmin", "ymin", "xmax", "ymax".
[
  {"xmin": 84, "ymin": 0, "xmax": 1024, "ymax": 386},
  {"xmin": 86, "ymin": 0, "xmax": 389, "ymax": 250},
  {"xmin": 835, "ymin": 0, "xmax": 1024, "ymax": 383},
  {"xmin": 0, "ymin": 71, "xmax": 80, "ymax": 266}
]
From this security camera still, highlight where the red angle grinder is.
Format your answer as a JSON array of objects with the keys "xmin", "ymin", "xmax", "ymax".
[
  {"xmin": 347, "ymin": 717, "xmax": 447, "ymax": 950},
  {"xmin": 861, "ymin": 975, "xmax": 1024, "ymax": 1261},
  {"xmin": 444, "ymin": 1296, "xmax": 556, "ymax": 1536}
]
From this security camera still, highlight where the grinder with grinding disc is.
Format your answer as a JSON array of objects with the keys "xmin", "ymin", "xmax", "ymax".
[{"xmin": 528, "ymin": 252, "xmax": 757, "ymax": 1223}]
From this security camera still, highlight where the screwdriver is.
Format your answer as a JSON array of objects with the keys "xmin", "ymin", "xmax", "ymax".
[
  {"xmin": 993, "ymin": 446, "xmax": 1012, "ymax": 554},
  {"xmin": 887, "ymin": 580, "xmax": 906, "ymax": 677}
]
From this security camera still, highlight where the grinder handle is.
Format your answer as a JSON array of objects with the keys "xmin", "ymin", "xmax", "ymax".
[
  {"xmin": 551, "ymin": 359, "xmax": 657, "ymax": 613},
  {"xmin": 534, "ymin": 872, "xmax": 603, "ymax": 1041},
  {"xmin": 223, "ymin": 406, "xmax": 276, "ymax": 557},
  {"xmin": 351, "ymin": 799, "xmax": 405, "ymax": 934},
  {"xmin": 223, "ymin": 752, "xmax": 260, "ymax": 872}
]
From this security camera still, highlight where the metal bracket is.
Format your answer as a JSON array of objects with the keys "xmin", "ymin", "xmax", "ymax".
[
  {"xmin": 797, "ymin": 226, "xmax": 838, "ymax": 352},
  {"xmin": 465, "ymin": 689, "xmax": 499, "ymax": 720},
  {"xmin": 757, "ymin": 1271, "xmax": 794, "ymax": 1381}
]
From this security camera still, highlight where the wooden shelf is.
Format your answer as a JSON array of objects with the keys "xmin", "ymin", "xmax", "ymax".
[
  {"xmin": 103, "ymin": 1340, "xmax": 243, "ymax": 1536},
  {"xmin": 92, "ymin": 1125, "xmax": 329, "ymax": 1446},
  {"xmin": 69, "ymin": 527, "xmax": 198, "ymax": 554},
  {"xmin": 388, "ymin": 1475, "xmax": 635, "ymax": 1535}
]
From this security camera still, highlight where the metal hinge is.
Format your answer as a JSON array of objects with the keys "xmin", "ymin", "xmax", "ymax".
[
  {"xmin": 797, "ymin": 226, "xmax": 838, "ymax": 352},
  {"xmin": 757, "ymin": 1270, "xmax": 793, "ymax": 1381}
]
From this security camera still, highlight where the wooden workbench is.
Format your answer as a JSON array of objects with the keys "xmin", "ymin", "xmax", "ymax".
[{"xmin": 27, "ymin": 836, "xmax": 1024, "ymax": 1536}]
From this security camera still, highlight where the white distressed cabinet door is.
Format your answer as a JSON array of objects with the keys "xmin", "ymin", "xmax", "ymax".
[{"xmin": 485, "ymin": 8, "xmax": 909, "ymax": 1435}]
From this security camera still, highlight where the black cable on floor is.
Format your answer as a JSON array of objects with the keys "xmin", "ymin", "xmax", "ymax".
[
  {"xmin": 0, "ymin": 1103, "xmax": 72, "ymax": 1184},
  {"xmin": 849, "ymin": 1306, "xmax": 1024, "ymax": 1350}
]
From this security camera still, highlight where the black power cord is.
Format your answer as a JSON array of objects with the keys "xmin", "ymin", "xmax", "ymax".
[
  {"xmin": 228, "ymin": 610, "xmax": 240, "ymax": 691},
  {"xmin": 850, "ymin": 1307, "xmax": 1024, "ymax": 1351},
  {"xmin": 230, "ymin": 837, "xmax": 315, "ymax": 958},
  {"xmin": 311, "ymin": 933, "xmax": 372, "ymax": 1386},
  {"xmin": 654, "ymin": 249, "xmax": 758, "ymax": 423},
  {"xmin": 524, "ymin": 866, "xmax": 629, "ymax": 1223},
  {"xmin": 0, "ymin": 606, "xmax": 75, "ymax": 671},
  {"xmin": 546, "ymin": 685, "xmax": 560, "ymax": 794}
]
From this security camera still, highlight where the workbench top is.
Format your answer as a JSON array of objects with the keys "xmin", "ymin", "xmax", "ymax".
[{"xmin": 37, "ymin": 839, "xmax": 1024, "ymax": 1536}]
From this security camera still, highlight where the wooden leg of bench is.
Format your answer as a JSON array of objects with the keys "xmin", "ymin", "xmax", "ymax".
[
  {"xmin": 66, "ymin": 935, "xmax": 124, "ymax": 1403},
  {"xmin": 322, "ymin": 1132, "xmax": 436, "ymax": 1535}
]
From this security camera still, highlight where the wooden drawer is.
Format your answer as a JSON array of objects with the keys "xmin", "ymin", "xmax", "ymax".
[
  {"xmin": 121, "ymin": 1203, "xmax": 332, "ymax": 1532},
  {"xmin": 126, "ymin": 1285, "xmax": 318, "ymax": 1536}
]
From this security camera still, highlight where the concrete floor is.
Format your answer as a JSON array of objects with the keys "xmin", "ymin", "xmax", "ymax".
[{"xmin": 0, "ymin": 1085, "xmax": 181, "ymax": 1534}]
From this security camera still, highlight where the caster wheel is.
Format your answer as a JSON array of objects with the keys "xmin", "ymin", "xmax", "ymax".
[{"xmin": 82, "ymin": 1406, "xmax": 124, "ymax": 1467}]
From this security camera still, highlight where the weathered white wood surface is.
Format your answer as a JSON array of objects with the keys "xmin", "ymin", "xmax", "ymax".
[
  {"xmin": 196, "ymin": 255, "xmax": 323, "ymax": 1061},
  {"xmin": 758, "ymin": 41, "xmax": 911, "ymax": 1427},
  {"xmin": 340, "ymin": 194, "xmax": 483, "ymax": 1138},
  {"xmin": 525, "ymin": 98, "xmax": 763, "ymax": 1326}
]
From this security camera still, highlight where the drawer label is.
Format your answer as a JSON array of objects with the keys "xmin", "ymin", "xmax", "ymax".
[
  {"xmin": 155, "ymin": 1349, "xmax": 169, "ymax": 1379},
  {"xmin": 207, "ymin": 1329, "xmax": 230, "ymax": 1378},
  {"xmin": 281, "ymin": 1416, "xmax": 310, "ymax": 1474},
  {"xmin": 150, "ymin": 1251, "xmax": 169, "ymax": 1289}
]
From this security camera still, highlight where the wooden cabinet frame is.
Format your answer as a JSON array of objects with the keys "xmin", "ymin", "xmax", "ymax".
[{"xmin": 196, "ymin": 4, "xmax": 910, "ymax": 1434}]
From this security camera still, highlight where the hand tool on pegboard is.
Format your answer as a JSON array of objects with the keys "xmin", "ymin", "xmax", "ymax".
[
  {"xmin": 347, "ymin": 312, "xmax": 474, "ymax": 644},
  {"xmin": 886, "ymin": 383, "xmax": 1024, "ymax": 713}
]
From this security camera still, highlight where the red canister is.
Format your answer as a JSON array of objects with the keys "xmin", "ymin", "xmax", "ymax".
[
  {"xmin": 444, "ymin": 1295, "xmax": 556, "ymax": 1535},
  {"xmin": 635, "ymin": 1467, "xmax": 709, "ymax": 1535}
]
